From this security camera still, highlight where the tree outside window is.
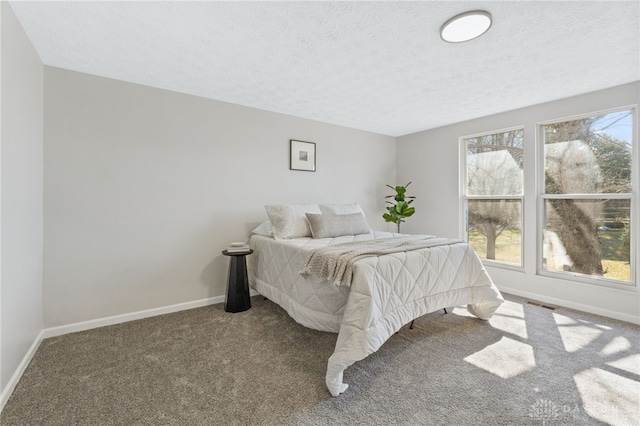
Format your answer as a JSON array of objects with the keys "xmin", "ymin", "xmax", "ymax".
[
  {"xmin": 542, "ymin": 109, "xmax": 633, "ymax": 283},
  {"xmin": 464, "ymin": 128, "xmax": 524, "ymax": 266}
]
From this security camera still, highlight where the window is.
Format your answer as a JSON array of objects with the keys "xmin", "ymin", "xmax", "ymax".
[
  {"xmin": 462, "ymin": 127, "xmax": 524, "ymax": 267},
  {"xmin": 540, "ymin": 108, "xmax": 635, "ymax": 285}
]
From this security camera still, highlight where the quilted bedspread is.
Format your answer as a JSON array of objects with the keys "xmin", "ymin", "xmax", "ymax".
[{"xmin": 248, "ymin": 232, "xmax": 503, "ymax": 396}]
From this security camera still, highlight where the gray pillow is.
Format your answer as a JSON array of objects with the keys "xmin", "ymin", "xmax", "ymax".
[{"xmin": 305, "ymin": 212, "xmax": 371, "ymax": 239}]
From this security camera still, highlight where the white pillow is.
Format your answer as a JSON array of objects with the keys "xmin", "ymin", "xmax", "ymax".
[
  {"xmin": 251, "ymin": 221, "xmax": 273, "ymax": 237},
  {"xmin": 305, "ymin": 212, "xmax": 371, "ymax": 239},
  {"xmin": 265, "ymin": 204, "xmax": 321, "ymax": 239},
  {"xmin": 318, "ymin": 202, "xmax": 364, "ymax": 215}
]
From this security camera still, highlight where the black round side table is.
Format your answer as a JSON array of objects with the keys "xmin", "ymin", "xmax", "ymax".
[{"xmin": 222, "ymin": 249, "xmax": 253, "ymax": 313}]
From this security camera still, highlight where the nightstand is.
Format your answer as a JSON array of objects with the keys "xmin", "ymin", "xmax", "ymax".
[{"xmin": 222, "ymin": 249, "xmax": 253, "ymax": 313}]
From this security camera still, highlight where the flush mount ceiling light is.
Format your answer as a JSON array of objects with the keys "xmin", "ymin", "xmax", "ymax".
[{"xmin": 440, "ymin": 10, "xmax": 492, "ymax": 43}]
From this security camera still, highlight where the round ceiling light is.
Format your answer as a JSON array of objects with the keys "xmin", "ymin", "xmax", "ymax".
[{"xmin": 440, "ymin": 10, "xmax": 492, "ymax": 43}]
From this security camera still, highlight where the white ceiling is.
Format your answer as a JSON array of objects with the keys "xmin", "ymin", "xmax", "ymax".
[{"xmin": 9, "ymin": 1, "xmax": 640, "ymax": 137}]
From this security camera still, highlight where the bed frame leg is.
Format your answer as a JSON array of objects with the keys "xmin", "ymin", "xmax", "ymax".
[{"xmin": 408, "ymin": 309, "xmax": 447, "ymax": 330}]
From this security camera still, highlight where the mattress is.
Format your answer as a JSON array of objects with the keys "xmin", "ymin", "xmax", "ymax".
[{"xmin": 248, "ymin": 231, "xmax": 504, "ymax": 396}]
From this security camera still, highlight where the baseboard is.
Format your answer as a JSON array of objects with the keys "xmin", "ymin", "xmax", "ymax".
[
  {"xmin": 498, "ymin": 286, "xmax": 640, "ymax": 325},
  {"xmin": 42, "ymin": 295, "xmax": 228, "ymax": 339},
  {"xmin": 0, "ymin": 330, "xmax": 44, "ymax": 412},
  {"xmin": 42, "ymin": 289, "xmax": 260, "ymax": 338}
]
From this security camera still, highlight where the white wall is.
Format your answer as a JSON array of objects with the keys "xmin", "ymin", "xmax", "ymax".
[
  {"xmin": 43, "ymin": 67, "xmax": 396, "ymax": 328},
  {"xmin": 0, "ymin": 1, "xmax": 44, "ymax": 401},
  {"xmin": 397, "ymin": 82, "xmax": 640, "ymax": 323}
]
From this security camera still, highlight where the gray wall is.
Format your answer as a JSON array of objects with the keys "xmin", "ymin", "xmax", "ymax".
[
  {"xmin": 397, "ymin": 82, "xmax": 640, "ymax": 322},
  {"xmin": 0, "ymin": 2, "xmax": 44, "ymax": 396},
  {"xmin": 43, "ymin": 67, "xmax": 396, "ymax": 327}
]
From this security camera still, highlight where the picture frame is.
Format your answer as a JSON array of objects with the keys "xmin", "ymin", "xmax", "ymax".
[{"xmin": 290, "ymin": 139, "xmax": 316, "ymax": 172}]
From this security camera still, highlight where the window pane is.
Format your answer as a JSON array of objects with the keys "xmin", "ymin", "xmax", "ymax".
[
  {"xmin": 468, "ymin": 199, "xmax": 522, "ymax": 265},
  {"xmin": 466, "ymin": 129, "xmax": 524, "ymax": 196},
  {"xmin": 543, "ymin": 199, "xmax": 631, "ymax": 282},
  {"xmin": 543, "ymin": 110, "xmax": 633, "ymax": 194}
]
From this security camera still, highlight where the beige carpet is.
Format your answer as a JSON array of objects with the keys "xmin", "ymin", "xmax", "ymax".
[{"xmin": 2, "ymin": 293, "xmax": 639, "ymax": 425}]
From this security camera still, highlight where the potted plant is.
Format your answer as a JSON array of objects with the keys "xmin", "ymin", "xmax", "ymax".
[{"xmin": 383, "ymin": 182, "xmax": 416, "ymax": 233}]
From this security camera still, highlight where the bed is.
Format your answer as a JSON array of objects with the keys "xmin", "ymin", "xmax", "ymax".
[{"xmin": 248, "ymin": 203, "xmax": 504, "ymax": 396}]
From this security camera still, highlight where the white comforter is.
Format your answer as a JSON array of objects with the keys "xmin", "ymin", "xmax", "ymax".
[{"xmin": 249, "ymin": 232, "xmax": 503, "ymax": 396}]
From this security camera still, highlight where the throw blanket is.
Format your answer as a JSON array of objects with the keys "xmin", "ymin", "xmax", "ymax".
[{"xmin": 300, "ymin": 236, "xmax": 462, "ymax": 287}]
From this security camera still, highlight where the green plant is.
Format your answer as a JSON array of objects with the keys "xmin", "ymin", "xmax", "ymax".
[{"xmin": 383, "ymin": 182, "xmax": 416, "ymax": 233}]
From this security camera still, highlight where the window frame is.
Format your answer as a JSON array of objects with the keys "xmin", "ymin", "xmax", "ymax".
[
  {"xmin": 536, "ymin": 105, "xmax": 637, "ymax": 289},
  {"xmin": 459, "ymin": 125, "xmax": 525, "ymax": 271}
]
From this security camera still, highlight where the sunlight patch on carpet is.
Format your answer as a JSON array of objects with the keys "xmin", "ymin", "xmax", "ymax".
[
  {"xmin": 488, "ymin": 300, "xmax": 527, "ymax": 339},
  {"xmin": 607, "ymin": 354, "xmax": 640, "ymax": 376},
  {"xmin": 599, "ymin": 336, "xmax": 632, "ymax": 356},
  {"xmin": 553, "ymin": 313, "xmax": 603, "ymax": 353},
  {"xmin": 464, "ymin": 336, "xmax": 535, "ymax": 379},
  {"xmin": 574, "ymin": 367, "xmax": 640, "ymax": 426}
]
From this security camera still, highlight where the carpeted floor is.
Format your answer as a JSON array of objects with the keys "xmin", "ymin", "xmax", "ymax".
[{"xmin": 2, "ymin": 293, "xmax": 638, "ymax": 425}]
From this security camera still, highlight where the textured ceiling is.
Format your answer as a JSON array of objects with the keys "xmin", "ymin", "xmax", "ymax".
[{"xmin": 9, "ymin": 1, "xmax": 640, "ymax": 137}]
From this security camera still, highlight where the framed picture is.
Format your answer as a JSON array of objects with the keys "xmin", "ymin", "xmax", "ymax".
[{"xmin": 290, "ymin": 139, "xmax": 316, "ymax": 172}]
